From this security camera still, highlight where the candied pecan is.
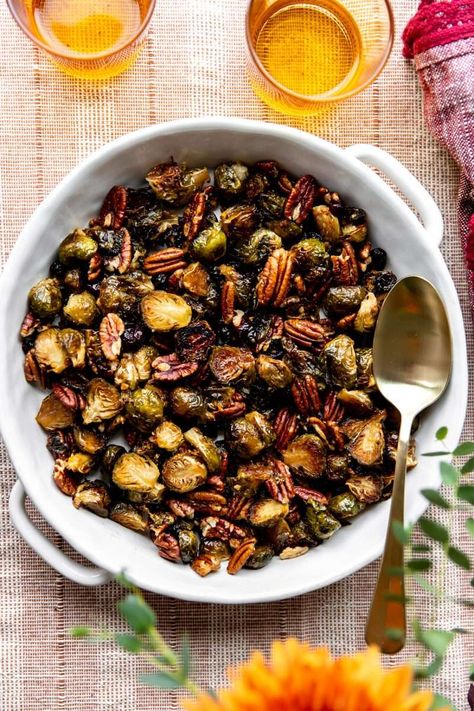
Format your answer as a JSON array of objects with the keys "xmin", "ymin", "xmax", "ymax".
[
  {"xmin": 117, "ymin": 228, "xmax": 132, "ymax": 274},
  {"xmin": 143, "ymin": 247, "xmax": 187, "ymax": 275},
  {"xmin": 191, "ymin": 553, "xmax": 221, "ymax": 577},
  {"xmin": 20, "ymin": 312, "xmax": 40, "ymax": 338},
  {"xmin": 185, "ymin": 491, "xmax": 228, "ymax": 516},
  {"xmin": 152, "ymin": 530, "xmax": 181, "ymax": 562},
  {"xmin": 274, "ymin": 407, "xmax": 298, "ymax": 451},
  {"xmin": 53, "ymin": 460, "xmax": 77, "ymax": 496},
  {"xmin": 331, "ymin": 241, "xmax": 358, "ymax": 286},
  {"xmin": 99, "ymin": 313, "xmax": 125, "ymax": 361},
  {"xmin": 284, "ymin": 318, "xmax": 327, "ymax": 349},
  {"xmin": 183, "ymin": 191, "xmax": 206, "ymax": 241},
  {"xmin": 213, "ymin": 392, "xmax": 246, "ymax": 420},
  {"xmin": 278, "ymin": 172, "xmax": 294, "ymax": 194},
  {"xmin": 227, "ymin": 538, "xmax": 256, "ymax": 575},
  {"xmin": 200, "ymin": 516, "xmax": 247, "ymax": 541},
  {"xmin": 207, "ymin": 475, "xmax": 226, "ymax": 493},
  {"xmin": 256, "ymin": 315, "xmax": 284, "ymax": 353},
  {"xmin": 168, "ymin": 499, "xmax": 195, "ymax": 518},
  {"xmin": 52, "ymin": 383, "xmax": 85, "ymax": 411},
  {"xmin": 294, "ymin": 485, "xmax": 328, "ymax": 504},
  {"xmin": 87, "ymin": 253, "xmax": 103, "ymax": 282},
  {"xmin": 358, "ymin": 240, "xmax": 372, "ymax": 272},
  {"xmin": 336, "ymin": 313, "xmax": 357, "ymax": 330},
  {"xmin": 152, "ymin": 353, "xmax": 199, "ymax": 382},
  {"xmin": 256, "ymin": 248, "xmax": 294, "ymax": 308},
  {"xmin": 291, "ymin": 374, "xmax": 321, "ymax": 416},
  {"xmin": 221, "ymin": 280, "xmax": 235, "ymax": 324},
  {"xmin": 24, "ymin": 349, "xmax": 46, "ymax": 388},
  {"xmin": 256, "ymin": 160, "xmax": 279, "ymax": 179},
  {"xmin": 98, "ymin": 185, "xmax": 127, "ymax": 229},
  {"xmin": 323, "ymin": 391, "xmax": 345, "ymax": 422},
  {"xmin": 266, "ymin": 458, "xmax": 295, "ymax": 503},
  {"xmin": 279, "ymin": 546, "xmax": 308, "ymax": 560},
  {"xmin": 294, "ymin": 274, "xmax": 306, "ymax": 295},
  {"xmin": 308, "ymin": 417, "xmax": 345, "ymax": 450},
  {"xmin": 284, "ymin": 175, "xmax": 317, "ymax": 224},
  {"xmin": 227, "ymin": 494, "xmax": 253, "ymax": 520}
]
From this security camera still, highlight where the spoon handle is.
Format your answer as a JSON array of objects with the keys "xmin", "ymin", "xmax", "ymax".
[{"xmin": 365, "ymin": 414, "xmax": 413, "ymax": 654}]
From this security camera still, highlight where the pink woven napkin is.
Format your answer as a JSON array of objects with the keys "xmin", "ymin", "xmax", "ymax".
[{"xmin": 403, "ymin": 0, "xmax": 474, "ymax": 308}]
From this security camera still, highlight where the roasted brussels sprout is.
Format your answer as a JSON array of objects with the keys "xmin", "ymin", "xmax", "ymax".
[
  {"xmin": 178, "ymin": 527, "xmax": 200, "ymax": 563},
  {"xmin": 126, "ymin": 384, "xmax": 164, "ymax": 432},
  {"xmin": 151, "ymin": 420, "xmax": 184, "ymax": 451},
  {"xmin": 312, "ymin": 205, "xmax": 341, "ymax": 242},
  {"xmin": 337, "ymin": 389, "xmax": 373, "ymax": 416},
  {"xmin": 63, "ymin": 291, "xmax": 98, "ymax": 326},
  {"xmin": 60, "ymin": 329, "xmax": 86, "ymax": 369},
  {"xmin": 114, "ymin": 353, "xmax": 139, "ymax": 391},
  {"xmin": 344, "ymin": 411, "xmax": 385, "ymax": 467},
  {"xmin": 112, "ymin": 452, "xmax": 160, "ymax": 492},
  {"xmin": 233, "ymin": 228, "xmax": 281, "ymax": 265},
  {"xmin": 326, "ymin": 454, "xmax": 350, "ymax": 482},
  {"xmin": 227, "ymin": 411, "xmax": 275, "ymax": 459},
  {"xmin": 162, "ymin": 452, "xmax": 207, "ymax": 493},
  {"xmin": 305, "ymin": 500, "xmax": 341, "ymax": 539},
  {"xmin": 215, "ymin": 162, "xmax": 249, "ymax": 196},
  {"xmin": 221, "ymin": 204, "xmax": 258, "ymax": 240},
  {"xmin": 324, "ymin": 286, "xmax": 367, "ymax": 316},
  {"xmin": 356, "ymin": 348, "xmax": 375, "ymax": 389},
  {"xmin": 249, "ymin": 499, "xmax": 289, "ymax": 527},
  {"xmin": 58, "ymin": 229, "xmax": 97, "ymax": 264},
  {"xmin": 73, "ymin": 481, "xmax": 110, "ymax": 517},
  {"xmin": 283, "ymin": 434, "xmax": 327, "ymax": 478},
  {"xmin": 191, "ymin": 223, "xmax": 227, "ymax": 263},
  {"xmin": 354, "ymin": 292, "xmax": 378, "ymax": 333},
  {"xmin": 36, "ymin": 393, "xmax": 75, "ymax": 431},
  {"xmin": 258, "ymin": 190, "xmax": 286, "ymax": 219},
  {"xmin": 256, "ymin": 355, "xmax": 293, "ymax": 389},
  {"xmin": 146, "ymin": 161, "xmax": 209, "ymax": 205},
  {"xmin": 65, "ymin": 452, "xmax": 96, "ymax": 476},
  {"xmin": 101, "ymin": 444, "xmax": 126, "ymax": 477},
  {"xmin": 183, "ymin": 427, "xmax": 221, "ymax": 473},
  {"xmin": 181, "ymin": 262, "xmax": 209, "ymax": 297},
  {"xmin": 291, "ymin": 238, "xmax": 328, "ymax": 280},
  {"xmin": 82, "ymin": 378, "xmax": 122, "ymax": 424},
  {"xmin": 386, "ymin": 432, "xmax": 417, "ymax": 469},
  {"xmin": 174, "ymin": 321, "xmax": 216, "ymax": 363},
  {"xmin": 73, "ymin": 426, "xmax": 105, "ymax": 454},
  {"xmin": 110, "ymin": 502, "xmax": 149, "ymax": 532},
  {"xmin": 141, "ymin": 291, "xmax": 192, "ymax": 331},
  {"xmin": 324, "ymin": 334, "xmax": 357, "ymax": 389},
  {"xmin": 28, "ymin": 278, "xmax": 62, "ymax": 319},
  {"xmin": 328, "ymin": 492, "xmax": 365, "ymax": 520},
  {"xmin": 245, "ymin": 544, "xmax": 274, "ymax": 569},
  {"xmin": 346, "ymin": 473, "xmax": 383, "ymax": 504},
  {"xmin": 234, "ymin": 461, "xmax": 271, "ymax": 496},
  {"xmin": 209, "ymin": 346, "xmax": 255, "ymax": 385},
  {"xmin": 98, "ymin": 273, "xmax": 154, "ymax": 315},
  {"xmin": 134, "ymin": 345, "xmax": 159, "ymax": 381},
  {"xmin": 35, "ymin": 328, "xmax": 70, "ymax": 373},
  {"xmin": 170, "ymin": 386, "xmax": 207, "ymax": 420}
]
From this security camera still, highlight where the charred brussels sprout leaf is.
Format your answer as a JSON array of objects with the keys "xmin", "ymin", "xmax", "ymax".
[
  {"xmin": 209, "ymin": 346, "xmax": 256, "ymax": 385},
  {"xmin": 36, "ymin": 393, "xmax": 75, "ymax": 431},
  {"xmin": 82, "ymin": 378, "xmax": 122, "ymax": 424}
]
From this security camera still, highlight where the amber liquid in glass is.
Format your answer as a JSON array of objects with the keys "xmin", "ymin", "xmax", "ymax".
[
  {"xmin": 253, "ymin": 0, "xmax": 362, "ymax": 101},
  {"xmin": 29, "ymin": 0, "xmax": 147, "ymax": 78}
]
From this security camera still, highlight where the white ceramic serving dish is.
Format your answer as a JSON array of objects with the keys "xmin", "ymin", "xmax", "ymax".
[{"xmin": 0, "ymin": 118, "xmax": 467, "ymax": 603}]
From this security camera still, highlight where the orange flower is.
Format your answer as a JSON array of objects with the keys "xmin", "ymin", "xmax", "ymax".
[{"xmin": 184, "ymin": 639, "xmax": 442, "ymax": 711}]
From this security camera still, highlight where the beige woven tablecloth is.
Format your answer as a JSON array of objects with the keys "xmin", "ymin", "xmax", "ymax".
[{"xmin": 1, "ymin": 1, "xmax": 473, "ymax": 709}]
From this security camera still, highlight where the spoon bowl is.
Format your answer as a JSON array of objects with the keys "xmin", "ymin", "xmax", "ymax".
[{"xmin": 365, "ymin": 276, "xmax": 452, "ymax": 653}]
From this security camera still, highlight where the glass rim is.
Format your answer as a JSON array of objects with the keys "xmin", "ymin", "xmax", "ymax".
[
  {"xmin": 245, "ymin": 0, "xmax": 395, "ymax": 104},
  {"xmin": 6, "ymin": 0, "xmax": 157, "ymax": 61}
]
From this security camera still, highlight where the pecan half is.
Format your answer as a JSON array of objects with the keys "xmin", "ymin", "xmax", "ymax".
[
  {"xmin": 183, "ymin": 191, "xmax": 206, "ymax": 241},
  {"xmin": 191, "ymin": 553, "xmax": 221, "ymax": 577},
  {"xmin": 53, "ymin": 460, "xmax": 77, "ymax": 496},
  {"xmin": 336, "ymin": 313, "xmax": 357, "ymax": 330},
  {"xmin": 212, "ymin": 392, "xmax": 246, "ymax": 420},
  {"xmin": 152, "ymin": 530, "xmax": 181, "ymax": 562},
  {"xmin": 20, "ymin": 312, "xmax": 40, "ymax": 338},
  {"xmin": 284, "ymin": 175, "xmax": 317, "ymax": 224},
  {"xmin": 256, "ymin": 315, "xmax": 284, "ymax": 353},
  {"xmin": 278, "ymin": 172, "xmax": 294, "ymax": 194},
  {"xmin": 24, "ymin": 349, "xmax": 46, "ymax": 388},
  {"xmin": 227, "ymin": 494, "xmax": 253, "ymax": 521},
  {"xmin": 331, "ymin": 241, "xmax": 358, "ymax": 286},
  {"xmin": 117, "ymin": 228, "xmax": 132, "ymax": 274},
  {"xmin": 221, "ymin": 280, "xmax": 235, "ymax": 324},
  {"xmin": 273, "ymin": 407, "xmax": 298, "ymax": 451},
  {"xmin": 294, "ymin": 485, "xmax": 328, "ymax": 504},
  {"xmin": 284, "ymin": 318, "xmax": 327, "ymax": 348},
  {"xmin": 227, "ymin": 538, "xmax": 256, "ymax": 575},
  {"xmin": 323, "ymin": 391, "xmax": 345, "ymax": 422},
  {"xmin": 256, "ymin": 249, "xmax": 294, "ymax": 308},
  {"xmin": 152, "ymin": 353, "xmax": 199, "ymax": 382},
  {"xmin": 98, "ymin": 185, "xmax": 127, "ymax": 229},
  {"xmin": 87, "ymin": 253, "xmax": 103, "ymax": 282},
  {"xmin": 143, "ymin": 247, "xmax": 187, "ymax": 275},
  {"xmin": 200, "ymin": 517, "xmax": 247, "ymax": 541},
  {"xmin": 185, "ymin": 491, "xmax": 228, "ymax": 516},
  {"xmin": 168, "ymin": 499, "xmax": 195, "ymax": 518},
  {"xmin": 52, "ymin": 383, "xmax": 85, "ymax": 411},
  {"xmin": 266, "ymin": 459, "xmax": 295, "ymax": 503},
  {"xmin": 100, "ymin": 313, "xmax": 125, "ymax": 361},
  {"xmin": 308, "ymin": 417, "xmax": 345, "ymax": 450},
  {"xmin": 291, "ymin": 374, "xmax": 321, "ymax": 416}
]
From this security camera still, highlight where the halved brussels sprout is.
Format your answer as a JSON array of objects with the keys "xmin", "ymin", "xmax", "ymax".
[
  {"xmin": 100, "ymin": 444, "xmax": 126, "ymax": 477},
  {"xmin": 134, "ymin": 345, "xmax": 159, "ymax": 381},
  {"xmin": 291, "ymin": 238, "xmax": 328, "ymax": 279},
  {"xmin": 283, "ymin": 434, "xmax": 327, "ymax": 478},
  {"xmin": 256, "ymin": 355, "xmax": 293, "ymax": 389},
  {"xmin": 64, "ymin": 451, "xmax": 96, "ymax": 474},
  {"xmin": 114, "ymin": 353, "xmax": 139, "ymax": 391},
  {"xmin": 112, "ymin": 452, "xmax": 160, "ymax": 492},
  {"xmin": 146, "ymin": 162, "xmax": 209, "ymax": 205},
  {"xmin": 98, "ymin": 273, "xmax": 154, "ymax": 315},
  {"xmin": 178, "ymin": 528, "xmax": 200, "ymax": 564},
  {"xmin": 356, "ymin": 348, "xmax": 376, "ymax": 389},
  {"xmin": 60, "ymin": 329, "xmax": 86, "ymax": 369},
  {"xmin": 344, "ymin": 411, "xmax": 385, "ymax": 467},
  {"xmin": 183, "ymin": 427, "xmax": 221, "ymax": 473},
  {"xmin": 249, "ymin": 499, "xmax": 289, "ymax": 527},
  {"xmin": 245, "ymin": 544, "xmax": 274, "ymax": 569},
  {"xmin": 324, "ymin": 286, "xmax": 367, "ymax": 316},
  {"xmin": 141, "ymin": 291, "xmax": 192, "ymax": 331},
  {"xmin": 346, "ymin": 473, "xmax": 383, "ymax": 504},
  {"xmin": 110, "ymin": 502, "xmax": 149, "ymax": 532},
  {"xmin": 227, "ymin": 411, "xmax": 275, "ymax": 459},
  {"xmin": 326, "ymin": 454, "xmax": 350, "ymax": 482},
  {"xmin": 386, "ymin": 433, "xmax": 417, "ymax": 469},
  {"xmin": 257, "ymin": 191, "xmax": 286, "ymax": 219},
  {"xmin": 220, "ymin": 204, "xmax": 258, "ymax": 240},
  {"xmin": 82, "ymin": 378, "xmax": 123, "ymax": 424},
  {"xmin": 305, "ymin": 500, "xmax": 341, "ymax": 539},
  {"xmin": 191, "ymin": 223, "xmax": 227, "ymax": 263},
  {"xmin": 73, "ymin": 481, "xmax": 110, "ymax": 517},
  {"xmin": 170, "ymin": 386, "xmax": 207, "ymax": 420},
  {"xmin": 151, "ymin": 420, "xmax": 184, "ymax": 451},
  {"xmin": 234, "ymin": 228, "xmax": 282, "ymax": 266},
  {"xmin": 312, "ymin": 205, "xmax": 341, "ymax": 242},
  {"xmin": 58, "ymin": 229, "xmax": 98, "ymax": 264},
  {"xmin": 328, "ymin": 492, "xmax": 365, "ymax": 520},
  {"xmin": 63, "ymin": 291, "xmax": 98, "ymax": 326},
  {"xmin": 214, "ymin": 162, "xmax": 249, "ymax": 196},
  {"xmin": 35, "ymin": 328, "xmax": 70, "ymax": 373},
  {"xmin": 181, "ymin": 262, "xmax": 209, "ymax": 297},
  {"xmin": 324, "ymin": 334, "xmax": 357, "ymax": 389},
  {"xmin": 234, "ymin": 462, "xmax": 271, "ymax": 496},
  {"xmin": 126, "ymin": 384, "xmax": 164, "ymax": 432},
  {"xmin": 36, "ymin": 393, "xmax": 75, "ymax": 431},
  {"xmin": 128, "ymin": 483, "xmax": 166, "ymax": 504},
  {"xmin": 162, "ymin": 452, "xmax": 207, "ymax": 493},
  {"xmin": 354, "ymin": 292, "xmax": 379, "ymax": 333},
  {"xmin": 209, "ymin": 346, "xmax": 255, "ymax": 385},
  {"xmin": 28, "ymin": 278, "xmax": 63, "ymax": 319},
  {"xmin": 73, "ymin": 426, "xmax": 105, "ymax": 454},
  {"xmin": 337, "ymin": 389, "xmax": 373, "ymax": 417}
]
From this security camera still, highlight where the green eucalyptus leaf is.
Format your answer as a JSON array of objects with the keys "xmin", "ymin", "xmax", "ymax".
[
  {"xmin": 406, "ymin": 559, "xmax": 432, "ymax": 572},
  {"xmin": 430, "ymin": 693, "xmax": 455, "ymax": 710},
  {"xmin": 118, "ymin": 594, "xmax": 156, "ymax": 634},
  {"xmin": 422, "ymin": 451, "xmax": 450, "ymax": 457},
  {"xmin": 115, "ymin": 572, "xmax": 137, "ymax": 591},
  {"xmin": 70, "ymin": 626, "xmax": 92, "ymax": 638},
  {"xmin": 466, "ymin": 518, "xmax": 474, "ymax": 538},
  {"xmin": 462, "ymin": 457, "xmax": 474, "ymax": 474},
  {"xmin": 419, "ymin": 517, "xmax": 449, "ymax": 543},
  {"xmin": 140, "ymin": 672, "xmax": 183, "ymax": 689},
  {"xmin": 453, "ymin": 442, "xmax": 474, "ymax": 456},
  {"xmin": 412, "ymin": 544, "xmax": 432, "ymax": 553},
  {"xmin": 447, "ymin": 546, "xmax": 471, "ymax": 570},
  {"xmin": 458, "ymin": 485, "xmax": 474, "ymax": 505},
  {"xmin": 439, "ymin": 462, "xmax": 459, "ymax": 487},
  {"xmin": 421, "ymin": 489, "xmax": 451, "ymax": 509},
  {"xmin": 392, "ymin": 520, "xmax": 411, "ymax": 545},
  {"xmin": 435, "ymin": 427, "xmax": 448, "ymax": 441},
  {"xmin": 413, "ymin": 575, "xmax": 438, "ymax": 594},
  {"xmin": 115, "ymin": 633, "xmax": 142, "ymax": 653},
  {"xmin": 416, "ymin": 628, "xmax": 455, "ymax": 657}
]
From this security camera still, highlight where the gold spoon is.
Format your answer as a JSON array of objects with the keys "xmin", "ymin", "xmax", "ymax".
[{"xmin": 365, "ymin": 276, "xmax": 452, "ymax": 654}]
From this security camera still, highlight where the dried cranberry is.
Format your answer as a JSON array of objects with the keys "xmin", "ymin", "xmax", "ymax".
[
  {"xmin": 122, "ymin": 324, "xmax": 147, "ymax": 350},
  {"xmin": 49, "ymin": 260, "xmax": 66, "ymax": 279},
  {"xmin": 374, "ymin": 271, "xmax": 397, "ymax": 294},
  {"xmin": 369, "ymin": 247, "xmax": 387, "ymax": 271},
  {"xmin": 46, "ymin": 430, "xmax": 73, "ymax": 460}
]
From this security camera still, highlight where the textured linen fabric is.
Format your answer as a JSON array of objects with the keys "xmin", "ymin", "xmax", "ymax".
[{"xmin": 0, "ymin": 1, "xmax": 473, "ymax": 709}]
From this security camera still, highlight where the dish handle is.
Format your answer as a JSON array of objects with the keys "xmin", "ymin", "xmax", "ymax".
[
  {"xmin": 9, "ymin": 480, "xmax": 112, "ymax": 586},
  {"xmin": 346, "ymin": 144, "xmax": 443, "ymax": 246}
]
